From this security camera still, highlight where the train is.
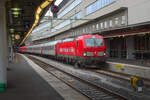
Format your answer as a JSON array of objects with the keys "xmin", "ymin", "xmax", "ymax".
[{"xmin": 19, "ymin": 35, "xmax": 106, "ymax": 68}]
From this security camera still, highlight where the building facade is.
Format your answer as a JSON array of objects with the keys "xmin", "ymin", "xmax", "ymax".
[{"xmin": 29, "ymin": 0, "xmax": 150, "ymax": 60}]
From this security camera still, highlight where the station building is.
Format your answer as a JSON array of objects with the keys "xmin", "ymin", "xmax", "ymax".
[{"xmin": 28, "ymin": 0, "xmax": 150, "ymax": 60}]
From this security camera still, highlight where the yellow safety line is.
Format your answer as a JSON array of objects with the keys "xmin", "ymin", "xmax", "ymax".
[{"xmin": 16, "ymin": 55, "xmax": 18, "ymax": 63}]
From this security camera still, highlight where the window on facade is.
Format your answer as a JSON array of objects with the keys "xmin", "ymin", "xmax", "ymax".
[
  {"xmin": 52, "ymin": 11, "xmax": 82, "ymax": 33},
  {"xmin": 74, "ymin": 31, "xmax": 76, "ymax": 36},
  {"xmin": 79, "ymin": 29, "xmax": 82, "ymax": 35},
  {"xmin": 104, "ymin": 21, "xmax": 107, "ymax": 28},
  {"xmin": 78, "ymin": 29, "xmax": 81, "ymax": 34},
  {"xmin": 96, "ymin": 23, "xmax": 99, "ymax": 30},
  {"xmin": 58, "ymin": 0, "xmax": 82, "ymax": 18},
  {"xmin": 86, "ymin": 0, "xmax": 116, "ymax": 15},
  {"xmin": 71, "ymin": 11, "xmax": 82, "ymax": 23},
  {"xmin": 76, "ymin": 30, "xmax": 78, "ymax": 35},
  {"xmin": 92, "ymin": 25, "xmax": 95, "ymax": 31},
  {"xmin": 100, "ymin": 22, "xmax": 104, "ymax": 29},
  {"xmin": 83, "ymin": 28, "xmax": 85, "ymax": 33},
  {"xmin": 109, "ymin": 20, "xmax": 113, "ymax": 27},
  {"xmin": 121, "ymin": 16, "xmax": 126, "ymax": 25},
  {"xmin": 115, "ymin": 17, "xmax": 119, "ymax": 25},
  {"xmin": 86, "ymin": 27, "xmax": 88, "ymax": 33}
]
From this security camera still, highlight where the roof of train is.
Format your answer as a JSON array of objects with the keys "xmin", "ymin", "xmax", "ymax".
[
  {"xmin": 20, "ymin": 46, "xmax": 27, "ymax": 48},
  {"xmin": 21, "ymin": 35, "xmax": 103, "ymax": 48}
]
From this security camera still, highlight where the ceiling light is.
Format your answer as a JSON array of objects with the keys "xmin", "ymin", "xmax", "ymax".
[
  {"xmin": 15, "ymin": 34, "xmax": 20, "ymax": 40},
  {"xmin": 9, "ymin": 28, "xmax": 15, "ymax": 33},
  {"xmin": 41, "ymin": 1, "xmax": 50, "ymax": 8},
  {"xmin": 37, "ymin": 7, "xmax": 42, "ymax": 14},
  {"xmin": 19, "ymin": 0, "xmax": 54, "ymax": 46},
  {"xmin": 11, "ymin": 34, "xmax": 15, "ymax": 37},
  {"xmin": 12, "ymin": 11, "xmax": 20, "ymax": 15},
  {"xmin": 11, "ymin": 8, "xmax": 21, "ymax": 11}
]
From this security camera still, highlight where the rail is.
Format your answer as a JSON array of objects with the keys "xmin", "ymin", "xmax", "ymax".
[{"xmin": 28, "ymin": 55, "xmax": 127, "ymax": 100}]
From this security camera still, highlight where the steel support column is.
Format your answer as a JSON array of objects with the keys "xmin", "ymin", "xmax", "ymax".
[{"xmin": 0, "ymin": 2, "xmax": 8, "ymax": 91}]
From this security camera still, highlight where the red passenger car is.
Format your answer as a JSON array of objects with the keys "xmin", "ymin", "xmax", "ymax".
[
  {"xmin": 19, "ymin": 46, "xmax": 28, "ymax": 53},
  {"xmin": 56, "ymin": 35, "xmax": 106, "ymax": 67}
]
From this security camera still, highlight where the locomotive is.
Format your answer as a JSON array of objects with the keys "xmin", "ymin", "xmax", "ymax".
[{"xmin": 20, "ymin": 35, "xmax": 106, "ymax": 68}]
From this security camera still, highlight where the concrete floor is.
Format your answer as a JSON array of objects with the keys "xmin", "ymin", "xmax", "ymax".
[
  {"xmin": 0, "ymin": 55, "xmax": 64, "ymax": 100},
  {"xmin": 23, "ymin": 54, "xmax": 89, "ymax": 100}
]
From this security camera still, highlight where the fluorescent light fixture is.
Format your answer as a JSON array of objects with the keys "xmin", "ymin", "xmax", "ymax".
[
  {"xmin": 37, "ymin": 7, "xmax": 42, "ymax": 14},
  {"xmin": 12, "ymin": 11, "xmax": 20, "ymax": 15},
  {"xmin": 41, "ymin": 1, "xmax": 50, "ymax": 8},
  {"xmin": 20, "ymin": 0, "xmax": 54, "ymax": 45},
  {"xmin": 10, "ymin": 28, "xmax": 15, "ymax": 33},
  {"xmin": 35, "ymin": 14, "xmax": 39, "ymax": 20},
  {"xmin": 55, "ymin": 0, "xmax": 63, "ymax": 6},
  {"xmin": 14, "ymin": 15, "xmax": 19, "ymax": 18},
  {"xmin": 11, "ymin": 8, "xmax": 21, "ymax": 11},
  {"xmin": 34, "ymin": 19, "xmax": 39, "ymax": 25},
  {"xmin": 11, "ymin": 34, "xmax": 15, "ymax": 37}
]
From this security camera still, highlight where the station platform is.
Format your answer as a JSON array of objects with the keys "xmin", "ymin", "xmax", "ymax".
[
  {"xmin": 106, "ymin": 57, "xmax": 150, "ymax": 67},
  {"xmin": 104, "ymin": 57, "xmax": 150, "ymax": 79},
  {"xmin": 0, "ymin": 54, "xmax": 64, "ymax": 100}
]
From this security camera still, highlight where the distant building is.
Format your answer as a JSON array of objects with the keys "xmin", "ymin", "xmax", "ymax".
[{"xmin": 29, "ymin": 0, "xmax": 150, "ymax": 60}]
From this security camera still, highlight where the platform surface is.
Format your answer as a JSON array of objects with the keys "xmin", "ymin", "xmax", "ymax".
[
  {"xmin": 0, "ymin": 54, "xmax": 64, "ymax": 100},
  {"xmin": 106, "ymin": 57, "xmax": 150, "ymax": 67}
]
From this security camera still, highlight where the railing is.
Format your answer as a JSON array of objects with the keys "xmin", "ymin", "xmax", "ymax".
[
  {"xmin": 108, "ymin": 49, "xmax": 150, "ymax": 60},
  {"xmin": 133, "ymin": 50, "xmax": 150, "ymax": 60},
  {"xmin": 105, "ymin": 50, "xmax": 150, "ymax": 66},
  {"xmin": 109, "ymin": 49, "xmax": 127, "ymax": 59}
]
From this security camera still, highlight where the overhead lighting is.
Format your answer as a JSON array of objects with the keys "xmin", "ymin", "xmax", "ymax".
[
  {"xmin": 9, "ymin": 28, "xmax": 15, "ymax": 33},
  {"xmin": 12, "ymin": 11, "xmax": 20, "ymax": 15},
  {"xmin": 35, "ymin": 14, "xmax": 39, "ymax": 20},
  {"xmin": 11, "ymin": 7, "xmax": 22, "ymax": 18},
  {"xmin": 14, "ymin": 15, "xmax": 19, "ymax": 18},
  {"xmin": 12, "ymin": 41, "xmax": 15, "ymax": 45},
  {"xmin": 18, "ymin": 32, "xmax": 21, "ymax": 34},
  {"xmin": 17, "ymin": 21, "xmax": 21, "ymax": 25},
  {"xmin": 33, "ymin": 23, "xmax": 36, "ymax": 27},
  {"xmin": 20, "ymin": 0, "xmax": 54, "ymax": 46},
  {"xmin": 41, "ymin": 1, "xmax": 50, "ymax": 8},
  {"xmin": 11, "ymin": 34, "xmax": 15, "ymax": 37},
  {"xmin": 15, "ymin": 34, "xmax": 20, "ymax": 40},
  {"xmin": 34, "ymin": 19, "xmax": 39, "ymax": 25},
  {"xmin": 11, "ymin": 8, "xmax": 21, "ymax": 11},
  {"xmin": 37, "ymin": 7, "xmax": 42, "ymax": 14}
]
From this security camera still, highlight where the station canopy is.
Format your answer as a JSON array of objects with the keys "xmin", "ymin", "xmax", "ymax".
[{"xmin": 5, "ymin": 0, "xmax": 54, "ymax": 46}]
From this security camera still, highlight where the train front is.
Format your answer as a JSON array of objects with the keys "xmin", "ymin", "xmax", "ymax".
[{"xmin": 79, "ymin": 35, "xmax": 106, "ymax": 66}]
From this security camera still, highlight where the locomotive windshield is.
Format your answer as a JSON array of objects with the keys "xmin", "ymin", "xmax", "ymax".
[{"xmin": 85, "ymin": 38, "xmax": 103, "ymax": 47}]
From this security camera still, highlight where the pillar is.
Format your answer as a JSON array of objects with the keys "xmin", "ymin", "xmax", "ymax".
[
  {"xmin": 126, "ymin": 36, "xmax": 135, "ymax": 59},
  {"xmin": 8, "ymin": 37, "xmax": 14, "ymax": 62},
  {"xmin": 0, "ymin": 2, "xmax": 7, "ymax": 91},
  {"xmin": 105, "ymin": 38, "xmax": 110, "ymax": 57}
]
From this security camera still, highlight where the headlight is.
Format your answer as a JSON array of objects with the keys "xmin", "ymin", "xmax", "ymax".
[
  {"xmin": 83, "ymin": 52, "xmax": 87, "ymax": 56},
  {"xmin": 104, "ymin": 52, "xmax": 106, "ymax": 56}
]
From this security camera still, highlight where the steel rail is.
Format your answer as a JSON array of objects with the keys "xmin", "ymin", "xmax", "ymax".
[
  {"xmin": 91, "ymin": 70, "xmax": 150, "ymax": 87},
  {"xmin": 28, "ymin": 56, "xmax": 127, "ymax": 100}
]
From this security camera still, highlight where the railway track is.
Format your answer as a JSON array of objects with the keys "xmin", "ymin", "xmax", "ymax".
[
  {"xmin": 90, "ymin": 69, "xmax": 150, "ymax": 88},
  {"xmin": 28, "ymin": 56, "xmax": 127, "ymax": 100}
]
